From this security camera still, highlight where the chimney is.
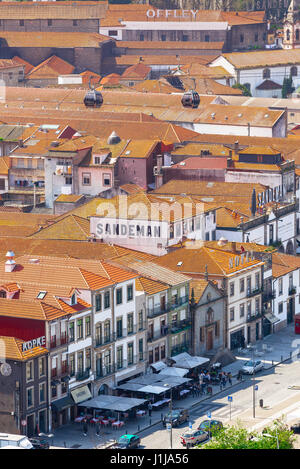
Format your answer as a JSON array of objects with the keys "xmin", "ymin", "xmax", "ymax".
[
  {"xmin": 5, "ymin": 251, "xmax": 16, "ymax": 272},
  {"xmin": 204, "ymin": 264, "xmax": 208, "ymax": 281},
  {"xmin": 234, "ymin": 141, "xmax": 239, "ymax": 152},
  {"xmin": 227, "ymin": 158, "xmax": 233, "ymax": 168}
]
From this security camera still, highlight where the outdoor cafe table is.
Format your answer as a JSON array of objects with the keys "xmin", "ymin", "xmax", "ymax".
[
  {"xmin": 74, "ymin": 416, "xmax": 85, "ymax": 423},
  {"xmin": 101, "ymin": 419, "xmax": 109, "ymax": 427},
  {"xmin": 152, "ymin": 398, "xmax": 171, "ymax": 409},
  {"xmin": 179, "ymin": 389, "xmax": 190, "ymax": 398},
  {"xmin": 136, "ymin": 410, "xmax": 146, "ymax": 417},
  {"xmin": 112, "ymin": 420, "xmax": 125, "ymax": 430}
]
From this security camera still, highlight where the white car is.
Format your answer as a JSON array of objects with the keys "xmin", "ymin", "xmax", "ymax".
[{"xmin": 242, "ymin": 360, "xmax": 264, "ymax": 375}]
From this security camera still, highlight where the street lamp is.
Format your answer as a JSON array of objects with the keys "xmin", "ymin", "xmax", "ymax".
[{"xmin": 164, "ymin": 383, "xmax": 173, "ymax": 449}]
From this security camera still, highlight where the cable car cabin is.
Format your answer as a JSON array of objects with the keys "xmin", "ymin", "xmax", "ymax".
[
  {"xmin": 181, "ymin": 90, "xmax": 200, "ymax": 109},
  {"xmin": 83, "ymin": 90, "xmax": 103, "ymax": 108},
  {"xmin": 295, "ymin": 314, "xmax": 300, "ymax": 334}
]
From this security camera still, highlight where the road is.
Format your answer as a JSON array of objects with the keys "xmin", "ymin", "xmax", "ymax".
[{"xmin": 138, "ymin": 360, "xmax": 300, "ymax": 449}]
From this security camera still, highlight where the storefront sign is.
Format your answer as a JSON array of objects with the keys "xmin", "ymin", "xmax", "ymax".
[
  {"xmin": 71, "ymin": 385, "xmax": 92, "ymax": 404},
  {"xmin": 146, "ymin": 9, "xmax": 199, "ymax": 19},
  {"xmin": 22, "ymin": 336, "xmax": 46, "ymax": 352}
]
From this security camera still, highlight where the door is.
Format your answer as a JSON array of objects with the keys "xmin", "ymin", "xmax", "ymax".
[
  {"xmin": 207, "ymin": 329, "xmax": 213, "ymax": 351},
  {"xmin": 247, "ymin": 326, "xmax": 251, "ymax": 344},
  {"xmin": 39, "ymin": 410, "xmax": 46, "ymax": 433},
  {"xmin": 27, "ymin": 414, "xmax": 35, "ymax": 437}
]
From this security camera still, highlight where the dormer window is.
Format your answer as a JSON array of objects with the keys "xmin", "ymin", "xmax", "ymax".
[
  {"xmin": 71, "ymin": 293, "xmax": 76, "ymax": 305},
  {"xmin": 0, "ymin": 290, "xmax": 6, "ymax": 298}
]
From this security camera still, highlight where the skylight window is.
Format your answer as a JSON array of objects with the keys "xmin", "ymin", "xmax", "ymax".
[{"xmin": 37, "ymin": 291, "xmax": 47, "ymax": 300}]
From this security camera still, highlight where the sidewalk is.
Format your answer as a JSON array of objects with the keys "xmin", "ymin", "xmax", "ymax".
[{"xmin": 51, "ymin": 324, "xmax": 300, "ymax": 449}]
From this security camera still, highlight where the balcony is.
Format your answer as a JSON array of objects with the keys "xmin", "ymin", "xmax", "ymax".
[
  {"xmin": 147, "ymin": 327, "xmax": 168, "ymax": 343},
  {"xmin": 247, "ymin": 311, "xmax": 262, "ymax": 323},
  {"xmin": 147, "ymin": 305, "xmax": 169, "ymax": 319},
  {"xmin": 170, "ymin": 319, "xmax": 191, "ymax": 334},
  {"xmin": 76, "ymin": 369, "xmax": 91, "ymax": 381},
  {"xmin": 50, "ymin": 335, "xmax": 69, "ymax": 349},
  {"xmin": 246, "ymin": 287, "xmax": 262, "ymax": 298},
  {"xmin": 289, "ymin": 286, "xmax": 296, "ymax": 296},
  {"xmin": 96, "ymin": 364, "xmax": 115, "ymax": 378},
  {"xmin": 262, "ymin": 290, "xmax": 276, "ymax": 302},
  {"xmin": 95, "ymin": 333, "xmax": 115, "ymax": 348},
  {"xmin": 169, "ymin": 295, "xmax": 189, "ymax": 310},
  {"xmin": 170, "ymin": 342, "xmax": 189, "ymax": 356}
]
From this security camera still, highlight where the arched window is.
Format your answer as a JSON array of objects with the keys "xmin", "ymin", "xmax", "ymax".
[
  {"xmin": 286, "ymin": 29, "xmax": 291, "ymax": 41},
  {"xmin": 291, "ymin": 66, "xmax": 298, "ymax": 77},
  {"xmin": 206, "ymin": 307, "xmax": 214, "ymax": 325},
  {"xmin": 263, "ymin": 68, "xmax": 270, "ymax": 79},
  {"xmin": 296, "ymin": 29, "xmax": 300, "ymax": 41}
]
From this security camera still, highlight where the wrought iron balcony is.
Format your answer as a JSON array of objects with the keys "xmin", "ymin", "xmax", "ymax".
[
  {"xmin": 246, "ymin": 287, "xmax": 263, "ymax": 298},
  {"xmin": 76, "ymin": 369, "xmax": 91, "ymax": 381},
  {"xmin": 289, "ymin": 286, "xmax": 296, "ymax": 296},
  {"xmin": 247, "ymin": 311, "xmax": 262, "ymax": 322},
  {"xmin": 170, "ymin": 319, "xmax": 191, "ymax": 334}
]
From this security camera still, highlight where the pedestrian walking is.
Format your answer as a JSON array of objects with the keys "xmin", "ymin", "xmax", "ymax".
[
  {"xmin": 237, "ymin": 369, "xmax": 243, "ymax": 381},
  {"xmin": 227, "ymin": 372, "xmax": 232, "ymax": 385},
  {"xmin": 83, "ymin": 418, "xmax": 88, "ymax": 437},
  {"xmin": 148, "ymin": 402, "xmax": 152, "ymax": 417},
  {"xmin": 221, "ymin": 372, "xmax": 226, "ymax": 388},
  {"xmin": 95, "ymin": 421, "xmax": 101, "ymax": 437}
]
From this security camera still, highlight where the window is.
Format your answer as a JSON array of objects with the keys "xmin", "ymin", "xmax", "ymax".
[
  {"xmin": 215, "ymin": 321, "xmax": 219, "ymax": 337},
  {"xmin": 94, "ymin": 156, "xmax": 101, "ymax": 165},
  {"xmin": 229, "ymin": 282, "xmax": 234, "ymax": 297},
  {"xmin": 71, "ymin": 293, "xmax": 76, "ymax": 305},
  {"xmin": 149, "ymin": 349, "xmax": 153, "ymax": 364},
  {"xmin": 95, "ymin": 294, "xmax": 102, "ymax": 312},
  {"xmin": 117, "ymin": 346, "xmax": 123, "ymax": 369},
  {"xmin": 20, "ymin": 19, "xmax": 24, "ymax": 26},
  {"xmin": 161, "ymin": 344, "xmax": 166, "ymax": 360},
  {"xmin": 247, "ymin": 276, "xmax": 251, "ymax": 295},
  {"xmin": 247, "ymin": 301, "xmax": 251, "ymax": 316},
  {"xmin": 127, "ymin": 284, "xmax": 133, "ymax": 302},
  {"xmin": 37, "ymin": 291, "xmax": 47, "ymax": 300},
  {"xmin": 108, "ymin": 30, "xmax": 118, "ymax": 36},
  {"xmin": 86, "ymin": 348, "xmax": 91, "ymax": 370},
  {"xmin": 77, "ymin": 319, "xmax": 83, "ymax": 339},
  {"xmin": 255, "ymin": 273, "xmax": 260, "ymax": 290},
  {"xmin": 140, "ymin": 34, "xmax": 144, "ymax": 41},
  {"xmin": 255, "ymin": 298, "xmax": 260, "ymax": 314},
  {"xmin": 104, "ymin": 291, "xmax": 110, "ymax": 309},
  {"xmin": 51, "ymin": 384, "xmax": 57, "ymax": 399},
  {"xmin": 26, "ymin": 361, "xmax": 34, "ymax": 382},
  {"xmin": 297, "ymin": 30, "xmax": 300, "ymax": 41},
  {"xmin": 279, "ymin": 278, "xmax": 283, "ymax": 295},
  {"xmin": 279, "ymin": 302, "xmax": 283, "ymax": 313},
  {"xmin": 73, "ymin": 20, "xmax": 78, "ymax": 26},
  {"xmin": 85, "ymin": 316, "xmax": 91, "ymax": 337},
  {"xmin": 291, "ymin": 66, "xmax": 298, "ymax": 77},
  {"xmin": 154, "ymin": 346, "xmax": 159, "ymax": 362},
  {"xmin": 69, "ymin": 322, "xmax": 74, "ymax": 342},
  {"xmin": 0, "ymin": 179, "xmax": 5, "ymax": 190},
  {"xmin": 199, "ymin": 326, "xmax": 204, "ymax": 342},
  {"xmin": 240, "ymin": 278, "xmax": 245, "ymax": 293},
  {"xmin": 240, "ymin": 303, "xmax": 245, "ymax": 318},
  {"xmin": 82, "ymin": 173, "xmax": 91, "ymax": 186},
  {"xmin": 139, "ymin": 338, "xmax": 144, "ymax": 361},
  {"xmin": 116, "ymin": 288, "xmax": 123, "ymax": 305},
  {"xmin": 138, "ymin": 310, "xmax": 143, "ymax": 331},
  {"xmin": 127, "ymin": 313, "xmax": 134, "ymax": 335},
  {"xmin": 116, "ymin": 317, "xmax": 123, "ymax": 338},
  {"xmin": 69, "ymin": 354, "xmax": 75, "ymax": 376},
  {"xmin": 0, "ymin": 290, "xmax": 6, "ymax": 298},
  {"xmin": 230, "ymin": 307, "xmax": 234, "ymax": 322},
  {"xmin": 240, "ymin": 34, "xmax": 244, "ymax": 43},
  {"xmin": 48, "ymin": 19, "xmax": 52, "ymax": 26},
  {"xmin": 103, "ymin": 173, "xmax": 111, "ymax": 186},
  {"xmin": 39, "ymin": 357, "xmax": 46, "ymax": 378},
  {"xmin": 161, "ymin": 34, "xmax": 166, "ymax": 41},
  {"xmin": 263, "ymin": 68, "xmax": 270, "ymax": 79},
  {"xmin": 254, "ymin": 33, "xmax": 258, "ymax": 42},
  {"xmin": 182, "ymin": 35, "xmax": 189, "ymax": 41},
  {"xmin": 27, "ymin": 388, "xmax": 34, "ymax": 408},
  {"xmin": 65, "ymin": 176, "xmax": 72, "ymax": 185},
  {"xmin": 286, "ymin": 29, "xmax": 290, "ymax": 41},
  {"xmin": 77, "ymin": 351, "xmax": 84, "ymax": 373},
  {"xmin": 39, "ymin": 383, "xmax": 46, "ymax": 404},
  {"xmin": 205, "ymin": 34, "xmax": 210, "ymax": 42},
  {"xmin": 128, "ymin": 342, "xmax": 134, "ymax": 365}
]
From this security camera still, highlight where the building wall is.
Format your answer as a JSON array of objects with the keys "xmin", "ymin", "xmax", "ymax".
[
  {"xmin": 163, "ymin": 167, "xmax": 226, "ymax": 183},
  {"xmin": 0, "ymin": 19, "xmax": 99, "ymax": 33},
  {"xmin": 226, "ymin": 23, "xmax": 267, "ymax": 52}
]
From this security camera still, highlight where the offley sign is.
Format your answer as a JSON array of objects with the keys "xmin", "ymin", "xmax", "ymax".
[
  {"xmin": 146, "ymin": 9, "xmax": 199, "ymax": 19},
  {"xmin": 22, "ymin": 336, "xmax": 46, "ymax": 352}
]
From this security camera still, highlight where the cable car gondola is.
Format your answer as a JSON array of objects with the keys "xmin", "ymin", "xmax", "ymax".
[
  {"xmin": 83, "ymin": 89, "xmax": 103, "ymax": 108},
  {"xmin": 181, "ymin": 89, "xmax": 200, "ymax": 109}
]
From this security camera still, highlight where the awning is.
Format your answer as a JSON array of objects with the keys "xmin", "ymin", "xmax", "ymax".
[
  {"xmin": 159, "ymin": 367, "xmax": 188, "ymax": 378},
  {"xmin": 264, "ymin": 312, "xmax": 280, "ymax": 324},
  {"xmin": 51, "ymin": 395, "xmax": 74, "ymax": 412},
  {"xmin": 138, "ymin": 385, "xmax": 170, "ymax": 395},
  {"xmin": 79, "ymin": 395, "xmax": 147, "ymax": 412},
  {"xmin": 150, "ymin": 361, "xmax": 167, "ymax": 372},
  {"xmin": 170, "ymin": 352, "xmax": 209, "ymax": 369},
  {"xmin": 71, "ymin": 385, "xmax": 92, "ymax": 404}
]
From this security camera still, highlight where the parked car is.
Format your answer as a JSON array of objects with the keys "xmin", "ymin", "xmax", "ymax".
[
  {"xmin": 197, "ymin": 419, "xmax": 223, "ymax": 437},
  {"xmin": 290, "ymin": 422, "xmax": 300, "ymax": 434},
  {"xmin": 112, "ymin": 434, "xmax": 141, "ymax": 449},
  {"xmin": 28, "ymin": 437, "xmax": 50, "ymax": 449},
  {"xmin": 162, "ymin": 408, "xmax": 189, "ymax": 428},
  {"xmin": 242, "ymin": 360, "xmax": 264, "ymax": 375},
  {"xmin": 180, "ymin": 429, "xmax": 208, "ymax": 447}
]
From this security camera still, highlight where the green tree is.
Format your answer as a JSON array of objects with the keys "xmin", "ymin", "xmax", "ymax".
[
  {"xmin": 232, "ymin": 83, "xmax": 252, "ymax": 96},
  {"xmin": 198, "ymin": 419, "xmax": 295, "ymax": 449}
]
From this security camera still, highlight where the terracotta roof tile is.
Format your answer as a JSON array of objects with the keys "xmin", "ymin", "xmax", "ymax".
[
  {"xmin": 26, "ymin": 55, "xmax": 75, "ymax": 79},
  {"xmin": 135, "ymin": 276, "xmax": 168, "ymax": 295},
  {"xmin": 0, "ymin": 335, "xmax": 48, "ymax": 361}
]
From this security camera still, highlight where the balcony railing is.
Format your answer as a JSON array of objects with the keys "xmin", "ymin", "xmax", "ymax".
[
  {"xmin": 247, "ymin": 311, "xmax": 262, "ymax": 322},
  {"xmin": 95, "ymin": 333, "xmax": 115, "ymax": 348},
  {"xmin": 289, "ymin": 286, "xmax": 296, "ymax": 295},
  {"xmin": 50, "ymin": 335, "xmax": 69, "ymax": 349},
  {"xmin": 262, "ymin": 290, "xmax": 276, "ymax": 302},
  {"xmin": 147, "ymin": 327, "xmax": 168, "ymax": 343},
  {"xmin": 76, "ymin": 369, "xmax": 91, "ymax": 381},
  {"xmin": 147, "ymin": 305, "xmax": 169, "ymax": 319},
  {"xmin": 96, "ymin": 364, "xmax": 114, "ymax": 378},
  {"xmin": 170, "ymin": 319, "xmax": 191, "ymax": 334},
  {"xmin": 170, "ymin": 342, "xmax": 189, "ymax": 356},
  {"xmin": 246, "ymin": 287, "xmax": 263, "ymax": 298},
  {"xmin": 169, "ymin": 295, "xmax": 189, "ymax": 310}
]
